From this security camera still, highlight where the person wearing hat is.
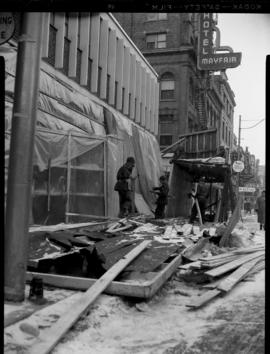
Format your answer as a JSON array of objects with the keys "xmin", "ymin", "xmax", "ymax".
[
  {"xmin": 114, "ymin": 157, "xmax": 136, "ymax": 217},
  {"xmin": 255, "ymin": 190, "xmax": 265, "ymax": 230},
  {"xmin": 152, "ymin": 175, "xmax": 169, "ymax": 219}
]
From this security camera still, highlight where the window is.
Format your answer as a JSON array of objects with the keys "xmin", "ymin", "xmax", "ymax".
[
  {"xmin": 159, "ymin": 114, "xmax": 174, "ymax": 122},
  {"xmin": 222, "ymin": 121, "xmax": 225, "ymax": 140},
  {"xmin": 147, "ymin": 13, "xmax": 167, "ymax": 21},
  {"xmin": 77, "ymin": 13, "xmax": 81, "ymax": 47},
  {"xmin": 160, "ymin": 73, "xmax": 175, "ymax": 100},
  {"xmin": 64, "ymin": 13, "xmax": 69, "ymax": 37},
  {"xmin": 146, "ymin": 33, "xmax": 166, "ymax": 49},
  {"xmin": 50, "ymin": 12, "xmax": 55, "ymax": 26},
  {"xmin": 160, "ymin": 135, "xmax": 172, "ymax": 147}
]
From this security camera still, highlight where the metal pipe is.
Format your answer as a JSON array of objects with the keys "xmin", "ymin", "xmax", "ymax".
[{"xmin": 4, "ymin": 13, "xmax": 44, "ymax": 302}]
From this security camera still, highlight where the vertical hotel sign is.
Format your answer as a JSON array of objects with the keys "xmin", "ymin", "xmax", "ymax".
[{"xmin": 197, "ymin": 13, "xmax": 242, "ymax": 71}]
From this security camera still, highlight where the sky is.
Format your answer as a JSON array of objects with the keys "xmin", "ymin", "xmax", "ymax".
[{"xmin": 217, "ymin": 14, "xmax": 270, "ymax": 165}]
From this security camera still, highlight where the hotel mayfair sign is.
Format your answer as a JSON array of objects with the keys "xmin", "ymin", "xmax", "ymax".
[{"xmin": 197, "ymin": 13, "xmax": 242, "ymax": 71}]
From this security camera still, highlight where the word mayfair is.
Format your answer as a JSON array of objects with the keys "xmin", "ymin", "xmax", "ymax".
[{"xmin": 197, "ymin": 13, "xmax": 242, "ymax": 71}]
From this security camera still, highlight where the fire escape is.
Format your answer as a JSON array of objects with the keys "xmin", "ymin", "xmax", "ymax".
[{"xmin": 195, "ymin": 88, "xmax": 208, "ymax": 129}]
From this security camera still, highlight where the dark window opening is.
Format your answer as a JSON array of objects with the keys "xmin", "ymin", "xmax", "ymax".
[{"xmin": 160, "ymin": 135, "xmax": 172, "ymax": 147}]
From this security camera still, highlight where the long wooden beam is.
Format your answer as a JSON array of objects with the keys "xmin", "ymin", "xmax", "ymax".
[{"xmin": 28, "ymin": 240, "xmax": 150, "ymax": 354}]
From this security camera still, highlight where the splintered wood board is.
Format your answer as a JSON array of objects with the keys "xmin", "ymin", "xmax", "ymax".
[
  {"xmin": 217, "ymin": 256, "xmax": 264, "ymax": 292},
  {"xmin": 26, "ymin": 253, "xmax": 182, "ymax": 299},
  {"xmin": 204, "ymin": 251, "xmax": 265, "ymax": 278},
  {"xmin": 28, "ymin": 240, "xmax": 150, "ymax": 354},
  {"xmin": 186, "ymin": 289, "xmax": 221, "ymax": 308}
]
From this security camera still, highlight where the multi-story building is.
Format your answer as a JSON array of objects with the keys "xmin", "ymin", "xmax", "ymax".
[
  {"xmin": 115, "ymin": 12, "xmax": 236, "ymax": 156},
  {"xmin": 4, "ymin": 12, "xmax": 162, "ymax": 223},
  {"xmin": 213, "ymin": 71, "xmax": 235, "ymax": 150}
]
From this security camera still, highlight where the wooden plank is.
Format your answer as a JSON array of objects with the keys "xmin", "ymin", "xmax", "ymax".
[
  {"xmin": 204, "ymin": 251, "xmax": 265, "ymax": 278},
  {"xmin": 28, "ymin": 240, "xmax": 150, "ymax": 354},
  {"xmin": 186, "ymin": 289, "xmax": 221, "ymax": 308},
  {"xmin": 217, "ymin": 256, "xmax": 264, "ymax": 292},
  {"xmin": 219, "ymin": 194, "xmax": 241, "ymax": 247},
  {"xmin": 195, "ymin": 198, "xmax": 203, "ymax": 226},
  {"xmin": 179, "ymin": 261, "xmax": 201, "ymax": 270}
]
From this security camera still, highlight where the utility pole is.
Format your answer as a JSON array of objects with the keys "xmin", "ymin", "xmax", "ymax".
[
  {"xmin": 4, "ymin": 13, "xmax": 44, "ymax": 302},
  {"xmin": 238, "ymin": 114, "xmax": 241, "ymax": 160}
]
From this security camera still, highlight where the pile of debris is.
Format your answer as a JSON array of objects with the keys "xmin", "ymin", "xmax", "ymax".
[
  {"xmin": 27, "ymin": 214, "xmax": 264, "ymax": 308},
  {"xmin": 177, "ymin": 243, "xmax": 264, "ymax": 309}
]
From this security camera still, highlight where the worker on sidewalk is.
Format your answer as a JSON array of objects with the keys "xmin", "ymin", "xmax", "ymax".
[
  {"xmin": 255, "ymin": 190, "xmax": 265, "ymax": 230},
  {"xmin": 114, "ymin": 157, "xmax": 137, "ymax": 217},
  {"xmin": 151, "ymin": 175, "xmax": 169, "ymax": 219}
]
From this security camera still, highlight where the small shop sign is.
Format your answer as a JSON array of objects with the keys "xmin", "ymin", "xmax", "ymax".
[
  {"xmin": 0, "ymin": 13, "xmax": 15, "ymax": 45},
  {"xmin": 239, "ymin": 187, "xmax": 256, "ymax": 193},
  {"xmin": 232, "ymin": 160, "xmax": 244, "ymax": 173}
]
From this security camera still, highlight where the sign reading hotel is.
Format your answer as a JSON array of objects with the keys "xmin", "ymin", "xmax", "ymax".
[{"xmin": 197, "ymin": 13, "xmax": 242, "ymax": 71}]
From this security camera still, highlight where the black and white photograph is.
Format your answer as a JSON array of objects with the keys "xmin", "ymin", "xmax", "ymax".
[{"xmin": 2, "ymin": 6, "xmax": 268, "ymax": 354}]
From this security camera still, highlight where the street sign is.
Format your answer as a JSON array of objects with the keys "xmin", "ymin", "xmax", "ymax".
[
  {"xmin": 233, "ymin": 160, "xmax": 244, "ymax": 173},
  {"xmin": 239, "ymin": 187, "xmax": 256, "ymax": 193},
  {"xmin": 0, "ymin": 13, "xmax": 15, "ymax": 45}
]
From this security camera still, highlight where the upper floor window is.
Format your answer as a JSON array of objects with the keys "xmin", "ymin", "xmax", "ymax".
[
  {"xmin": 160, "ymin": 72, "xmax": 175, "ymax": 100},
  {"xmin": 146, "ymin": 33, "xmax": 166, "ymax": 49},
  {"xmin": 159, "ymin": 113, "xmax": 174, "ymax": 122},
  {"xmin": 64, "ymin": 13, "xmax": 69, "ymax": 37},
  {"xmin": 160, "ymin": 135, "xmax": 172, "ymax": 147},
  {"xmin": 147, "ymin": 13, "xmax": 167, "ymax": 21},
  {"xmin": 50, "ymin": 12, "xmax": 55, "ymax": 26}
]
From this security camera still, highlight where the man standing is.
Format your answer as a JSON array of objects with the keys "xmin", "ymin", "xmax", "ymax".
[
  {"xmin": 255, "ymin": 190, "xmax": 265, "ymax": 230},
  {"xmin": 114, "ymin": 157, "xmax": 136, "ymax": 217}
]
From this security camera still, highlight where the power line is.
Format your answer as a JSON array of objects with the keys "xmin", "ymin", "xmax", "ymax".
[{"xmin": 241, "ymin": 118, "xmax": 265, "ymax": 129}]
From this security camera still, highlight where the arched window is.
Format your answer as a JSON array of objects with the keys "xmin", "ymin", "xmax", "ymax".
[{"xmin": 160, "ymin": 72, "xmax": 175, "ymax": 100}]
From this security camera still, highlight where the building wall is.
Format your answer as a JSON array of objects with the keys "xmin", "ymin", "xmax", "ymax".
[
  {"xmin": 115, "ymin": 12, "xmax": 233, "ymax": 153},
  {"xmin": 35, "ymin": 12, "xmax": 159, "ymax": 135}
]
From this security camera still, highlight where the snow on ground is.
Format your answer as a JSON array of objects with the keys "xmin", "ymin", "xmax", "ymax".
[{"xmin": 4, "ymin": 214, "xmax": 265, "ymax": 354}]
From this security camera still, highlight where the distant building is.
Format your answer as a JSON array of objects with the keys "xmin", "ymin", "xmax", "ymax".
[{"xmin": 115, "ymin": 12, "xmax": 236, "ymax": 156}]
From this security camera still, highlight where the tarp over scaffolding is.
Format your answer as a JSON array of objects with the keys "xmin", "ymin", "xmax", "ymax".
[{"xmin": 3, "ymin": 43, "xmax": 162, "ymax": 224}]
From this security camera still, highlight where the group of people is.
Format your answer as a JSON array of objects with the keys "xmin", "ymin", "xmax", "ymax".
[
  {"xmin": 114, "ymin": 157, "xmax": 265, "ymax": 231},
  {"xmin": 114, "ymin": 157, "xmax": 169, "ymax": 219}
]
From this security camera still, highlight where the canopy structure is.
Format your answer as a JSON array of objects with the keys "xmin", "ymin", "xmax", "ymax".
[
  {"xmin": 167, "ymin": 157, "xmax": 230, "ymax": 218},
  {"xmin": 173, "ymin": 157, "xmax": 230, "ymax": 183}
]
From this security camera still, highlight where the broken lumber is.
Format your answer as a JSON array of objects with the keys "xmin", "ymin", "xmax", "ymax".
[
  {"xmin": 179, "ymin": 261, "xmax": 202, "ymax": 270},
  {"xmin": 186, "ymin": 289, "xmax": 221, "ymax": 308},
  {"xmin": 28, "ymin": 240, "xmax": 151, "ymax": 354},
  {"xmin": 204, "ymin": 251, "xmax": 264, "ymax": 278},
  {"xmin": 217, "ymin": 255, "xmax": 265, "ymax": 292},
  {"xmin": 219, "ymin": 197, "xmax": 241, "ymax": 247},
  {"xmin": 195, "ymin": 198, "xmax": 203, "ymax": 226}
]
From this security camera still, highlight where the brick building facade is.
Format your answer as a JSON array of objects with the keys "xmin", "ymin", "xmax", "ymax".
[{"xmin": 115, "ymin": 13, "xmax": 235, "ymax": 152}]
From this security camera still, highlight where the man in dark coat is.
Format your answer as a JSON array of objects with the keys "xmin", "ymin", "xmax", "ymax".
[
  {"xmin": 152, "ymin": 176, "xmax": 169, "ymax": 219},
  {"xmin": 189, "ymin": 183, "xmax": 209, "ymax": 223},
  {"xmin": 114, "ymin": 157, "xmax": 136, "ymax": 217},
  {"xmin": 255, "ymin": 190, "xmax": 265, "ymax": 230}
]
